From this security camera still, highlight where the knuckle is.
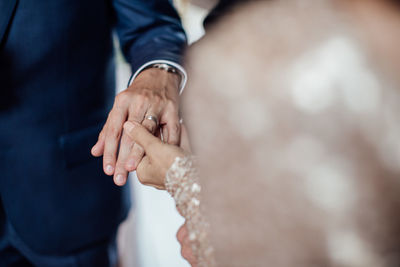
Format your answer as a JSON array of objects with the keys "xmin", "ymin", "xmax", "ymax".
[
  {"xmin": 130, "ymin": 148, "xmax": 139, "ymax": 158},
  {"xmin": 115, "ymin": 91, "xmax": 131, "ymax": 107},
  {"xmin": 135, "ymin": 144, "xmax": 145, "ymax": 153},
  {"xmin": 131, "ymin": 90, "xmax": 166, "ymax": 113},
  {"xmin": 108, "ymin": 127, "xmax": 122, "ymax": 139},
  {"xmin": 166, "ymin": 100, "xmax": 178, "ymax": 112},
  {"xmin": 170, "ymin": 122, "xmax": 180, "ymax": 134},
  {"xmin": 151, "ymin": 94, "xmax": 163, "ymax": 106},
  {"xmin": 103, "ymin": 155, "xmax": 116, "ymax": 164},
  {"xmin": 135, "ymin": 93, "xmax": 149, "ymax": 103},
  {"xmin": 132, "ymin": 100, "xmax": 146, "ymax": 114},
  {"xmin": 132, "ymin": 153, "xmax": 144, "ymax": 163},
  {"xmin": 115, "ymin": 159, "xmax": 126, "ymax": 168}
]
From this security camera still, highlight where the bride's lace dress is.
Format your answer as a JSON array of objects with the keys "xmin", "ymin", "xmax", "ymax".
[{"xmin": 165, "ymin": 156, "xmax": 216, "ymax": 267}]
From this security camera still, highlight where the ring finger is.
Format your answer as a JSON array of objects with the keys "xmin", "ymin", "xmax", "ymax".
[{"xmin": 126, "ymin": 111, "xmax": 160, "ymax": 171}]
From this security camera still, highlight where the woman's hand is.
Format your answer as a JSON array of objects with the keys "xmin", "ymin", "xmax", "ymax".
[
  {"xmin": 177, "ymin": 223, "xmax": 198, "ymax": 266},
  {"xmin": 123, "ymin": 121, "xmax": 191, "ymax": 189}
]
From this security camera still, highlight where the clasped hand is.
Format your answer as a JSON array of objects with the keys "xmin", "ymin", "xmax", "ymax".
[{"xmin": 91, "ymin": 68, "xmax": 182, "ymax": 186}]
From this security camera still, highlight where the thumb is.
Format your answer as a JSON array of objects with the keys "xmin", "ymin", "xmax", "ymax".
[{"xmin": 124, "ymin": 121, "xmax": 162, "ymax": 155}]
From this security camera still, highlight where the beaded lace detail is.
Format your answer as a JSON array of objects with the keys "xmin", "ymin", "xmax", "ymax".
[{"xmin": 165, "ymin": 156, "xmax": 216, "ymax": 267}]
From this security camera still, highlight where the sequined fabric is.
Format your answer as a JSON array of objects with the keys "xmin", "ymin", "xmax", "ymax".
[{"xmin": 165, "ymin": 156, "xmax": 216, "ymax": 267}]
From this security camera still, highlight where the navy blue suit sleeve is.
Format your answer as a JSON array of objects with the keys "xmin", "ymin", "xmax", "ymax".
[{"xmin": 112, "ymin": 0, "xmax": 187, "ymax": 73}]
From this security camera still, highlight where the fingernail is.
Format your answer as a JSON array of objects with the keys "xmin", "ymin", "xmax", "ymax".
[
  {"xmin": 115, "ymin": 174, "xmax": 125, "ymax": 185},
  {"xmin": 124, "ymin": 122, "xmax": 135, "ymax": 132},
  {"xmin": 106, "ymin": 165, "xmax": 114, "ymax": 174}
]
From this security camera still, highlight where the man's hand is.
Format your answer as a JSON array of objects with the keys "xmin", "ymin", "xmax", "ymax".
[{"xmin": 91, "ymin": 68, "xmax": 181, "ymax": 186}]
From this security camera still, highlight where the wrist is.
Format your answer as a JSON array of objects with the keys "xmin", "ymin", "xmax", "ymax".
[
  {"xmin": 144, "ymin": 63, "xmax": 183, "ymax": 83},
  {"xmin": 134, "ymin": 68, "xmax": 181, "ymax": 93},
  {"xmin": 143, "ymin": 63, "xmax": 182, "ymax": 90},
  {"xmin": 128, "ymin": 61, "xmax": 187, "ymax": 95}
]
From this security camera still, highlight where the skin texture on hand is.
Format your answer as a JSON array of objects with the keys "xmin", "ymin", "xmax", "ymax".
[
  {"xmin": 122, "ymin": 121, "xmax": 190, "ymax": 189},
  {"xmin": 91, "ymin": 68, "xmax": 181, "ymax": 186}
]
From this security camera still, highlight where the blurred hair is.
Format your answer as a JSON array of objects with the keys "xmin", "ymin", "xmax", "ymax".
[{"xmin": 183, "ymin": 0, "xmax": 400, "ymax": 266}]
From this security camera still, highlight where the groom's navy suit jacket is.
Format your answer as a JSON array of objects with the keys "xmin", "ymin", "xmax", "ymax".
[{"xmin": 0, "ymin": 0, "xmax": 185, "ymax": 254}]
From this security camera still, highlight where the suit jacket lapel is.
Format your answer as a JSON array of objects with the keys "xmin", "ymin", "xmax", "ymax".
[{"xmin": 0, "ymin": 0, "xmax": 18, "ymax": 45}]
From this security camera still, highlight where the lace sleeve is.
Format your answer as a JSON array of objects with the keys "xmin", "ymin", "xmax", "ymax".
[{"xmin": 165, "ymin": 156, "xmax": 216, "ymax": 267}]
